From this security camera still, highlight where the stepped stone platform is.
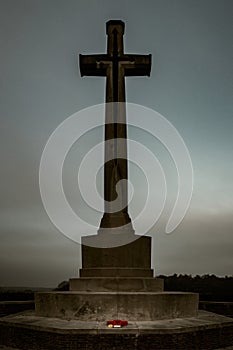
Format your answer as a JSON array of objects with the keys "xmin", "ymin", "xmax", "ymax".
[
  {"xmin": 35, "ymin": 235, "xmax": 199, "ymax": 322},
  {"xmin": 0, "ymin": 310, "xmax": 233, "ymax": 350}
]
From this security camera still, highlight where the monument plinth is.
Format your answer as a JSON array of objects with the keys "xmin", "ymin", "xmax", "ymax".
[{"xmin": 35, "ymin": 20, "xmax": 198, "ymax": 321}]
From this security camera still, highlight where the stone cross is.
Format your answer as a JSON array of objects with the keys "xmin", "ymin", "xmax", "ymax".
[{"xmin": 80, "ymin": 20, "xmax": 151, "ymax": 230}]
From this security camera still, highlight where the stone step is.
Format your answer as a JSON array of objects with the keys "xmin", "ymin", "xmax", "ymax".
[
  {"xmin": 79, "ymin": 268, "xmax": 154, "ymax": 277},
  {"xmin": 69, "ymin": 277, "xmax": 164, "ymax": 292},
  {"xmin": 35, "ymin": 291, "xmax": 199, "ymax": 321}
]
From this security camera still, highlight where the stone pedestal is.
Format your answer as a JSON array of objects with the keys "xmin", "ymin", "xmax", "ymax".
[
  {"xmin": 81, "ymin": 234, "xmax": 152, "ymax": 269},
  {"xmin": 81, "ymin": 233, "xmax": 154, "ymax": 277}
]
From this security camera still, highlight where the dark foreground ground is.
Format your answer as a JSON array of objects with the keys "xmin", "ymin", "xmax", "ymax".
[{"xmin": 1, "ymin": 310, "xmax": 233, "ymax": 350}]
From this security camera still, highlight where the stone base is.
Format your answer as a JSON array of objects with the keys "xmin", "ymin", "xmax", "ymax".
[
  {"xmin": 81, "ymin": 234, "xmax": 152, "ymax": 268},
  {"xmin": 1, "ymin": 310, "xmax": 233, "ymax": 349},
  {"xmin": 35, "ymin": 291, "xmax": 198, "ymax": 321},
  {"xmin": 70, "ymin": 277, "xmax": 164, "ymax": 292}
]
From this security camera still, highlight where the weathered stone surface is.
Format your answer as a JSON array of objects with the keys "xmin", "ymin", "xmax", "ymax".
[
  {"xmin": 35, "ymin": 291, "xmax": 198, "ymax": 321},
  {"xmin": 69, "ymin": 277, "xmax": 164, "ymax": 292}
]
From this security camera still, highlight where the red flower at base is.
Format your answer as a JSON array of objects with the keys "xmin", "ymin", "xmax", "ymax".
[{"xmin": 106, "ymin": 320, "xmax": 128, "ymax": 328}]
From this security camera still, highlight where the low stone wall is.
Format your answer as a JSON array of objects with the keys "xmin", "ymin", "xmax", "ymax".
[
  {"xmin": 200, "ymin": 302, "xmax": 233, "ymax": 318},
  {"xmin": 0, "ymin": 301, "xmax": 34, "ymax": 317}
]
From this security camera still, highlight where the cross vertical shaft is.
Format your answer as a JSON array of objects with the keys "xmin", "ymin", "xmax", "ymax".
[{"xmin": 80, "ymin": 20, "xmax": 151, "ymax": 229}]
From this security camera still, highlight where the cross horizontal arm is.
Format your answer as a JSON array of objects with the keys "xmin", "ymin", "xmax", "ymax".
[
  {"xmin": 123, "ymin": 54, "xmax": 152, "ymax": 77},
  {"xmin": 80, "ymin": 53, "xmax": 152, "ymax": 78},
  {"xmin": 79, "ymin": 54, "xmax": 108, "ymax": 77}
]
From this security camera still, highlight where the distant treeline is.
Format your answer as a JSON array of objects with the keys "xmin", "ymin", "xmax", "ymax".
[
  {"xmin": 159, "ymin": 274, "xmax": 233, "ymax": 301},
  {"xmin": 1, "ymin": 275, "xmax": 233, "ymax": 301}
]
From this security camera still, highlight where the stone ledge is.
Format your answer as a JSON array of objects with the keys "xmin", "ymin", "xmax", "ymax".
[
  {"xmin": 200, "ymin": 301, "xmax": 233, "ymax": 318},
  {"xmin": 69, "ymin": 277, "xmax": 164, "ymax": 292},
  {"xmin": 0, "ymin": 311, "xmax": 233, "ymax": 349},
  {"xmin": 80, "ymin": 268, "xmax": 154, "ymax": 277}
]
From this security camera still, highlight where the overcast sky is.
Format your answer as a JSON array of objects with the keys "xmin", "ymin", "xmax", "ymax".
[{"xmin": 0, "ymin": 0, "xmax": 233, "ymax": 287}]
